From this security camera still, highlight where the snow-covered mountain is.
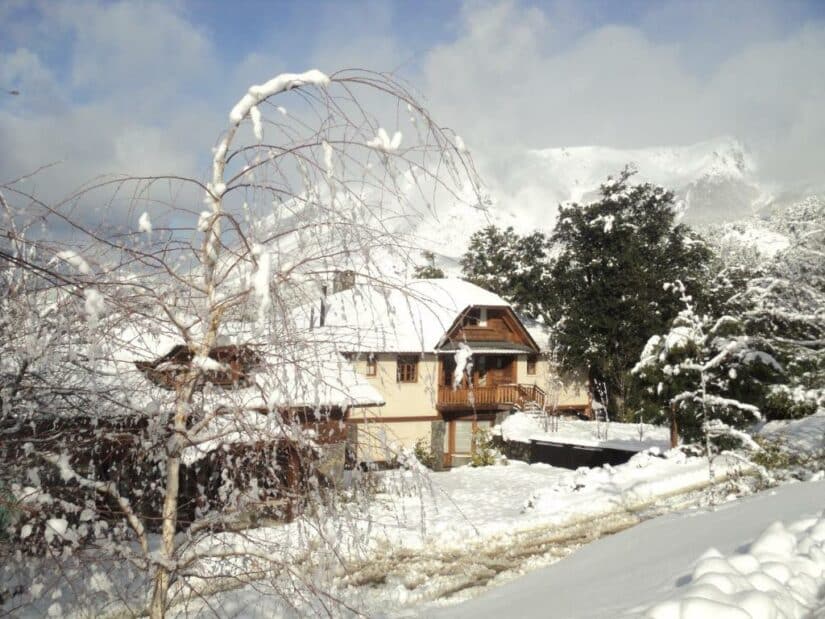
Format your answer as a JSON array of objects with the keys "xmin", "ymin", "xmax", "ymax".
[
  {"xmin": 494, "ymin": 137, "xmax": 771, "ymax": 224},
  {"xmin": 413, "ymin": 137, "xmax": 780, "ymax": 263}
]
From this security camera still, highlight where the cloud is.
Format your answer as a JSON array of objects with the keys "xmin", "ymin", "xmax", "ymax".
[
  {"xmin": 1, "ymin": 0, "xmax": 824, "ymax": 239},
  {"xmin": 421, "ymin": 1, "xmax": 825, "ymax": 190},
  {"xmin": 0, "ymin": 1, "xmax": 223, "ymax": 230}
]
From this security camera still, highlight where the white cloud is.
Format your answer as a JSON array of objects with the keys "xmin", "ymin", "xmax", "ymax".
[
  {"xmin": 1, "ymin": 0, "xmax": 824, "ymax": 237},
  {"xmin": 422, "ymin": 1, "xmax": 825, "ymax": 190},
  {"xmin": 0, "ymin": 1, "xmax": 221, "ymax": 227}
]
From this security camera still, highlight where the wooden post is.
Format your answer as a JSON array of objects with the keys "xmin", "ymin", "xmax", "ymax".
[
  {"xmin": 430, "ymin": 421, "xmax": 446, "ymax": 471},
  {"xmin": 669, "ymin": 401, "xmax": 679, "ymax": 449}
]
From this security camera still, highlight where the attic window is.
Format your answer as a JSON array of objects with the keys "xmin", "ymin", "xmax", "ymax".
[
  {"xmin": 366, "ymin": 353, "xmax": 377, "ymax": 377},
  {"xmin": 396, "ymin": 356, "xmax": 418, "ymax": 383},
  {"xmin": 463, "ymin": 307, "xmax": 487, "ymax": 327}
]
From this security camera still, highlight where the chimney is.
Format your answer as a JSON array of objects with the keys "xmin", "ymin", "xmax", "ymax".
[
  {"xmin": 333, "ymin": 270, "xmax": 356, "ymax": 293},
  {"xmin": 320, "ymin": 284, "xmax": 327, "ymax": 327}
]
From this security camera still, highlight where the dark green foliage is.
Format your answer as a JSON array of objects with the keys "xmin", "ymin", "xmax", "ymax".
[
  {"xmin": 460, "ymin": 225, "xmax": 550, "ymax": 319},
  {"xmin": 413, "ymin": 251, "xmax": 445, "ymax": 279},
  {"xmin": 545, "ymin": 168, "xmax": 712, "ymax": 420},
  {"xmin": 762, "ymin": 389, "xmax": 818, "ymax": 421}
]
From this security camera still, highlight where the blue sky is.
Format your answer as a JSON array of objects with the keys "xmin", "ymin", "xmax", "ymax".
[{"xmin": 2, "ymin": 0, "xmax": 825, "ymax": 209}]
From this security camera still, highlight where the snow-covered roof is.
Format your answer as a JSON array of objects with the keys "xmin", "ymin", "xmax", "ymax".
[
  {"xmin": 520, "ymin": 316, "xmax": 553, "ymax": 353},
  {"xmin": 106, "ymin": 316, "xmax": 383, "ymax": 413},
  {"xmin": 293, "ymin": 278, "xmax": 526, "ymax": 353}
]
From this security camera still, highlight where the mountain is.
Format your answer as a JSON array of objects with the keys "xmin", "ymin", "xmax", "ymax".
[
  {"xmin": 413, "ymin": 137, "xmax": 777, "ymax": 263},
  {"xmin": 494, "ymin": 137, "xmax": 772, "ymax": 224}
]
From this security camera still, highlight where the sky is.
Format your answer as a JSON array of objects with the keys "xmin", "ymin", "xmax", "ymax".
[{"xmin": 2, "ymin": 0, "xmax": 825, "ymax": 222}]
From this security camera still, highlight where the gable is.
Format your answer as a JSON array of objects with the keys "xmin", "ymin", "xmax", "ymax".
[{"xmin": 438, "ymin": 306, "xmax": 540, "ymax": 353}]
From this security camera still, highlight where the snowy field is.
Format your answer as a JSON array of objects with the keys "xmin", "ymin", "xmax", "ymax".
[{"xmin": 9, "ymin": 416, "xmax": 824, "ymax": 617}]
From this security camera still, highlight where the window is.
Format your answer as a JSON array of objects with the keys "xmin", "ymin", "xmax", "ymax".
[
  {"xmin": 526, "ymin": 354, "xmax": 538, "ymax": 375},
  {"xmin": 366, "ymin": 354, "xmax": 377, "ymax": 377},
  {"xmin": 462, "ymin": 307, "xmax": 488, "ymax": 327},
  {"xmin": 396, "ymin": 356, "xmax": 418, "ymax": 382},
  {"xmin": 463, "ymin": 307, "xmax": 481, "ymax": 326}
]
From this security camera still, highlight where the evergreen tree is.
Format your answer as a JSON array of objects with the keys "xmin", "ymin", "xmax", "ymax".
[
  {"xmin": 633, "ymin": 281, "xmax": 781, "ymax": 447},
  {"xmin": 545, "ymin": 168, "xmax": 712, "ymax": 420},
  {"xmin": 460, "ymin": 225, "xmax": 550, "ymax": 319},
  {"xmin": 722, "ymin": 197, "xmax": 825, "ymax": 418},
  {"xmin": 413, "ymin": 251, "xmax": 445, "ymax": 279}
]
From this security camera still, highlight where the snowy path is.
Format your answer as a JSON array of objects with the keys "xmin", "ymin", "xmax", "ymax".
[{"xmin": 424, "ymin": 479, "xmax": 825, "ymax": 618}]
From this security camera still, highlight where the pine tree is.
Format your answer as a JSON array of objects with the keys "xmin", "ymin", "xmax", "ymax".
[
  {"xmin": 545, "ymin": 167, "xmax": 712, "ymax": 420},
  {"xmin": 413, "ymin": 251, "xmax": 445, "ymax": 279},
  {"xmin": 724, "ymin": 197, "xmax": 825, "ymax": 418},
  {"xmin": 633, "ymin": 281, "xmax": 781, "ymax": 447}
]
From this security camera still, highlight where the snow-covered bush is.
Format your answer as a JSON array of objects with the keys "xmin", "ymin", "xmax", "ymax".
[
  {"xmin": 413, "ymin": 437, "xmax": 437, "ymax": 470},
  {"xmin": 763, "ymin": 386, "xmax": 818, "ymax": 421},
  {"xmin": 633, "ymin": 281, "xmax": 779, "ymax": 446}
]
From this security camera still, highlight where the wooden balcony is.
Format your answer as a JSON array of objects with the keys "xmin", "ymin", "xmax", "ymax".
[
  {"xmin": 455, "ymin": 325, "xmax": 514, "ymax": 342},
  {"xmin": 437, "ymin": 383, "xmax": 546, "ymax": 412}
]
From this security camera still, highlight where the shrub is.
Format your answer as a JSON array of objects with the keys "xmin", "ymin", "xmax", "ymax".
[
  {"xmin": 752, "ymin": 439, "xmax": 792, "ymax": 470},
  {"xmin": 762, "ymin": 389, "xmax": 818, "ymax": 421},
  {"xmin": 470, "ymin": 427, "xmax": 497, "ymax": 467},
  {"xmin": 413, "ymin": 437, "xmax": 436, "ymax": 470}
]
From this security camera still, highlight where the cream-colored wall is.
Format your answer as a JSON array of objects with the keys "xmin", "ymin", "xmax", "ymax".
[
  {"xmin": 347, "ymin": 417, "xmax": 433, "ymax": 462},
  {"xmin": 514, "ymin": 356, "xmax": 590, "ymax": 408},
  {"xmin": 346, "ymin": 353, "xmax": 590, "ymax": 462},
  {"xmin": 351, "ymin": 353, "xmax": 440, "ymax": 417}
]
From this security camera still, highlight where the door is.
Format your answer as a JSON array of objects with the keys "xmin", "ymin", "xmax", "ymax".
[
  {"xmin": 487, "ymin": 356, "xmax": 514, "ymax": 386},
  {"xmin": 448, "ymin": 418, "xmax": 492, "ymax": 467}
]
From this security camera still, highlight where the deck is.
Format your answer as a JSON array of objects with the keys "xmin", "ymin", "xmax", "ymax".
[{"xmin": 437, "ymin": 383, "xmax": 546, "ymax": 411}]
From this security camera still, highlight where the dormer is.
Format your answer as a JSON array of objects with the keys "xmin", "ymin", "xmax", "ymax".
[{"xmin": 439, "ymin": 305, "xmax": 539, "ymax": 352}]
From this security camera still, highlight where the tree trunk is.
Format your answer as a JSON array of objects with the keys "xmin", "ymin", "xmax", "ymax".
[
  {"xmin": 669, "ymin": 401, "xmax": 679, "ymax": 448},
  {"xmin": 149, "ymin": 381, "xmax": 194, "ymax": 618}
]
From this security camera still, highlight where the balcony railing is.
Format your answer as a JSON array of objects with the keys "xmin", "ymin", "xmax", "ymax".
[
  {"xmin": 455, "ymin": 326, "xmax": 517, "ymax": 342},
  {"xmin": 437, "ymin": 383, "xmax": 546, "ymax": 410}
]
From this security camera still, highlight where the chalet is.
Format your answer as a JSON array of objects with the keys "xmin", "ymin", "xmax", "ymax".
[{"xmin": 298, "ymin": 278, "xmax": 591, "ymax": 467}]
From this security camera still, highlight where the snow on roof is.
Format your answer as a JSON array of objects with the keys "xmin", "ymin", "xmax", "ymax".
[
  {"xmin": 294, "ymin": 278, "xmax": 517, "ymax": 353},
  {"xmin": 180, "ymin": 355, "xmax": 382, "ymax": 465},
  {"xmin": 520, "ymin": 315, "xmax": 554, "ymax": 353},
  {"xmin": 108, "ymin": 316, "xmax": 383, "ymax": 412},
  {"xmin": 495, "ymin": 412, "xmax": 670, "ymax": 452}
]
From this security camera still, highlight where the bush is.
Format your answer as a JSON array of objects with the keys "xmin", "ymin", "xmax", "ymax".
[
  {"xmin": 762, "ymin": 389, "xmax": 818, "ymax": 421},
  {"xmin": 470, "ymin": 427, "xmax": 497, "ymax": 467},
  {"xmin": 751, "ymin": 439, "xmax": 792, "ymax": 470},
  {"xmin": 413, "ymin": 437, "xmax": 436, "ymax": 470},
  {"xmin": 0, "ymin": 484, "xmax": 15, "ymax": 541}
]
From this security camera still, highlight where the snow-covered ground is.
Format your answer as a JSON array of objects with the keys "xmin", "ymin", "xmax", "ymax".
[
  {"xmin": 9, "ymin": 415, "xmax": 824, "ymax": 617},
  {"xmin": 758, "ymin": 411, "xmax": 825, "ymax": 455},
  {"xmin": 496, "ymin": 412, "xmax": 670, "ymax": 452},
  {"xmin": 427, "ymin": 478, "xmax": 825, "ymax": 619},
  {"xmin": 177, "ymin": 448, "xmax": 755, "ymax": 617}
]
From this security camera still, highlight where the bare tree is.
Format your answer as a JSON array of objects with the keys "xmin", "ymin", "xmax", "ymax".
[{"xmin": 0, "ymin": 69, "xmax": 481, "ymax": 617}]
